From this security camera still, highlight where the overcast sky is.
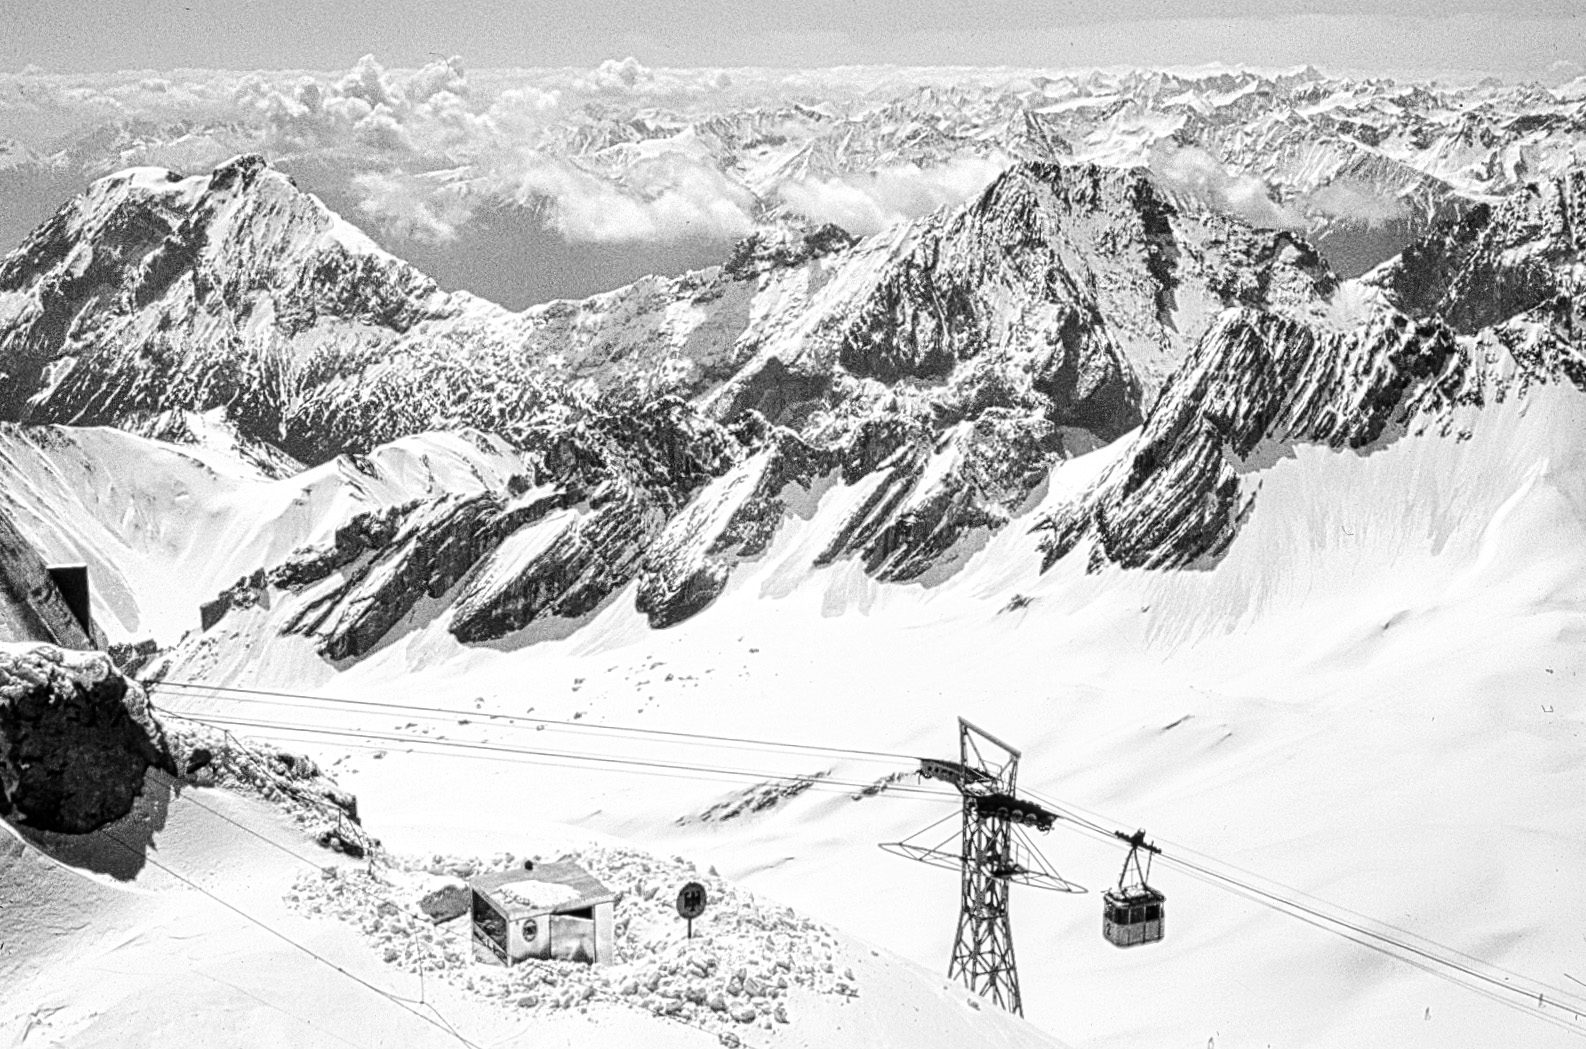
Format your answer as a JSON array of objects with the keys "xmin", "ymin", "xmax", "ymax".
[{"xmin": 6, "ymin": 0, "xmax": 1585, "ymax": 76}]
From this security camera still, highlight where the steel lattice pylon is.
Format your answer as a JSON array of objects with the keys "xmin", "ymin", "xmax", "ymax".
[
  {"xmin": 952, "ymin": 781, "xmax": 1022, "ymax": 1010},
  {"xmin": 881, "ymin": 717, "xmax": 1084, "ymax": 1017}
]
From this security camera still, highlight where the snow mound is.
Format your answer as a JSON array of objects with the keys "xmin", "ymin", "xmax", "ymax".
[{"xmin": 291, "ymin": 845, "xmax": 872, "ymax": 1038}]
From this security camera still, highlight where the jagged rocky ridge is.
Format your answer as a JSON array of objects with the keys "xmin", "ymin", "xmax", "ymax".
[
  {"xmin": 1035, "ymin": 310, "xmax": 1461, "ymax": 570},
  {"xmin": 0, "ymin": 154, "xmax": 1337, "ymax": 651},
  {"xmin": 3, "ymin": 155, "xmax": 1584, "ymax": 659},
  {"xmin": 1036, "ymin": 167, "xmax": 1586, "ymax": 571}
]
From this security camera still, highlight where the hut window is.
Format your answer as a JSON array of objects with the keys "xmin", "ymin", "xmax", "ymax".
[{"xmin": 473, "ymin": 893, "xmax": 508, "ymax": 952}]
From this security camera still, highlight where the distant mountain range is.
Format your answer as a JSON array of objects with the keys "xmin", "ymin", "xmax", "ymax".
[{"xmin": 0, "ymin": 67, "xmax": 1582, "ymax": 662}]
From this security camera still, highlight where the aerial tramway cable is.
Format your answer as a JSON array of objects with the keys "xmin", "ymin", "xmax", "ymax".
[
  {"xmin": 1023, "ymin": 785, "xmax": 1586, "ymax": 1006},
  {"xmin": 151, "ymin": 704, "xmax": 961, "ymax": 805},
  {"xmin": 92, "ymin": 823, "xmax": 483, "ymax": 1049},
  {"xmin": 1019, "ymin": 786, "xmax": 1586, "ymax": 1035},
  {"xmin": 153, "ymin": 678, "xmax": 922, "ymax": 765},
  {"xmin": 152, "ymin": 679, "xmax": 1586, "ymax": 1036}
]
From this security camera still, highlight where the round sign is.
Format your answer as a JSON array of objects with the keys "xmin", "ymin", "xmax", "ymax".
[
  {"xmin": 521, "ymin": 918, "xmax": 538, "ymax": 939},
  {"xmin": 676, "ymin": 881, "xmax": 708, "ymax": 920}
]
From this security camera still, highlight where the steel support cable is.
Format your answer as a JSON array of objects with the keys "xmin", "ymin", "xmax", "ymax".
[
  {"xmin": 95, "ymin": 826, "xmax": 483, "ymax": 1049},
  {"xmin": 152, "ymin": 678, "xmax": 923, "ymax": 765},
  {"xmin": 1024, "ymin": 784, "xmax": 1586, "ymax": 1014},
  {"xmin": 1026, "ymin": 788, "xmax": 1586, "ymax": 1029},
  {"xmin": 1157, "ymin": 849, "xmax": 1586, "ymax": 1025},
  {"xmin": 164, "ymin": 706, "xmax": 949, "ymax": 800},
  {"xmin": 190, "ymin": 720, "xmax": 940, "ymax": 806},
  {"xmin": 1050, "ymin": 814, "xmax": 1586, "ymax": 1034},
  {"xmin": 154, "ymin": 706, "xmax": 959, "ymax": 804},
  {"xmin": 159, "ymin": 685, "xmax": 907, "ymax": 774},
  {"xmin": 141, "ymin": 766, "xmax": 458, "ymax": 1013},
  {"xmin": 1155, "ymin": 850, "xmax": 1586, "ymax": 1038},
  {"xmin": 1057, "ymin": 808, "xmax": 1586, "ymax": 1019}
]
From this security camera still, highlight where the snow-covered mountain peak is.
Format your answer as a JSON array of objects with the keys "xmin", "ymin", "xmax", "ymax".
[
  {"xmin": 4, "ymin": 150, "xmax": 1584, "ymax": 653},
  {"xmin": 6, "ymin": 67, "xmax": 1586, "ymax": 1049}
]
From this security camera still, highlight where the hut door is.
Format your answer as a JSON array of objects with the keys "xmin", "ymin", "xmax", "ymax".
[{"xmin": 549, "ymin": 914, "xmax": 598, "ymax": 963}]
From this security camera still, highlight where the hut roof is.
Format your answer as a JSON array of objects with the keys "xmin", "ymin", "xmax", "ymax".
[{"xmin": 469, "ymin": 861, "xmax": 617, "ymax": 917}]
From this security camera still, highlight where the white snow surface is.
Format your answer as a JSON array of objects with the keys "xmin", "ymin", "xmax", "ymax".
[
  {"xmin": 0, "ymin": 424, "xmax": 527, "ymax": 645},
  {"xmin": 4, "ymin": 384, "xmax": 1586, "ymax": 1048},
  {"xmin": 498, "ymin": 879, "xmax": 583, "ymax": 910},
  {"xmin": 0, "ymin": 773, "xmax": 1067, "ymax": 1049}
]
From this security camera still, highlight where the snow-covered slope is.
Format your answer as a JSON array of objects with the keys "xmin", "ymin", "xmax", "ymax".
[
  {"xmin": 4, "ymin": 84, "xmax": 1586, "ymax": 1049},
  {"xmin": 5, "ymin": 154, "xmax": 1586, "ymax": 656},
  {"xmin": 0, "ymin": 422, "xmax": 528, "ymax": 644},
  {"xmin": 0, "ymin": 772, "xmax": 1072, "ymax": 1049},
  {"xmin": 86, "ymin": 377, "xmax": 1584, "ymax": 1049}
]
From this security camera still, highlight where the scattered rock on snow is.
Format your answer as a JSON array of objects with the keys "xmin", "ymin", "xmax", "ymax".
[
  {"xmin": 287, "ymin": 844, "xmax": 864, "ymax": 1040},
  {"xmin": 415, "ymin": 875, "xmax": 471, "ymax": 923}
]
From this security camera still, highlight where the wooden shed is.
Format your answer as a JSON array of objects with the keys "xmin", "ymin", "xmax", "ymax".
[{"xmin": 468, "ymin": 862, "xmax": 617, "ymax": 966}]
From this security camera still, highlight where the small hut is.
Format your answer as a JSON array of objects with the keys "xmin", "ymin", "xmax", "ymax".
[{"xmin": 468, "ymin": 862, "xmax": 617, "ymax": 966}]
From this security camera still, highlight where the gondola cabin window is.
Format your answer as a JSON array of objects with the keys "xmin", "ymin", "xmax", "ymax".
[{"xmin": 1103, "ymin": 887, "xmax": 1166, "ymax": 948}]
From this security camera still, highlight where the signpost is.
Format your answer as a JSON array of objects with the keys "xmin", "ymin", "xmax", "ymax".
[{"xmin": 676, "ymin": 881, "xmax": 708, "ymax": 939}]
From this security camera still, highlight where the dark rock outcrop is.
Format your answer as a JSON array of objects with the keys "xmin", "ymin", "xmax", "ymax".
[
  {"xmin": 1037, "ymin": 308, "xmax": 1460, "ymax": 570},
  {"xmin": 200, "ymin": 568, "xmax": 270, "ymax": 631},
  {"xmin": 0, "ymin": 643, "xmax": 172, "ymax": 833},
  {"xmin": 1370, "ymin": 172, "xmax": 1585, "ymax": 336},
  {"xmin": 635, "ymin": 428, "xmax": 835, "ymax": 627}
]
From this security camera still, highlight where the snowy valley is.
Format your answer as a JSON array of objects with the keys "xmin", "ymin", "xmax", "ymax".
[{"xmin": 0, "ymin": 61, "xmax": 1584, "ymax": 1049}]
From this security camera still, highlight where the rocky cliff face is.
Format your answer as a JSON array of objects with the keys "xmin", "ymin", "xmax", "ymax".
[
  {"xmin": 1031, "ymin": 166, "xmax": 1586, "ymax": 574},
  {"xmin": 5, "ymin": 152, "xmax": 1584, "ymax": 661},
  {"xmin": 0, "ymin": 643, "xmax": 171, "ymax": 833},
  {"xmin": 0, "ymin": 153, "xmax": 1349, "ymax": 652},
  {"xmin": 1035, "ymin": 309, "xmax": 1462, "ymax": 570},
  {"xmin": 1369, "ymin": 169, "xmax": 1586, "ymax": 343},
  {"xmin": 0, "ymin": 154, "xmax": 1333, "ymax": 462}
]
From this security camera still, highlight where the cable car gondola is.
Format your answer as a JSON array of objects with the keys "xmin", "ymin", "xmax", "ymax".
[{"xmin": 1103, "ymin": 829, "xmax": 1164, "ymax": 948}]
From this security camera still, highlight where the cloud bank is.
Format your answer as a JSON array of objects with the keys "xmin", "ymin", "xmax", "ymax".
[
  {"xmin": 1148, "ymin": 143, "xmax": 1302, "ymax": 230},
  {"xmin": 1300, "ymin": 179, "xmax": 1412, "ymax": 227},
  {"xmin": 0, "ymin": 55, "xmax": 1032, "ymax": 255},
  {"xmin": 777, "ymin": 154, "xmax": 1010, "ymax": 235},
  {"xmin": 0, "ymin": 57, "xmax": 1566, "ymax": 307}
]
